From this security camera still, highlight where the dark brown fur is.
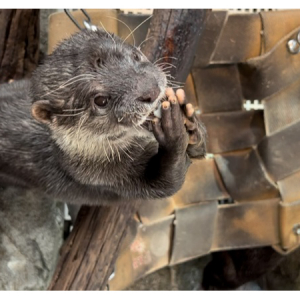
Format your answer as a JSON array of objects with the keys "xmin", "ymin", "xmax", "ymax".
[{"xmin": 0, "ymin": 29, "xmax": 205, "ymax": 205}]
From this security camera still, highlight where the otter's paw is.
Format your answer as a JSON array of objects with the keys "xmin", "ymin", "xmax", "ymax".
[
  {"xmin": 168, "ymin": 88, "xmax": 206, "ymax": 158},
  {"xmin": 177, "ymin": 89, "xmax": 205, "ymax": 144},
  {"xmin": 152, "ymin": 88, "xmax": 188, "ymax": 154}
]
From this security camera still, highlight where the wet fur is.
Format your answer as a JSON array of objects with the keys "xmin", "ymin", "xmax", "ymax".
[{"xmin": 0, "ymin": 29, "xmax": 205, "ymax": 205}]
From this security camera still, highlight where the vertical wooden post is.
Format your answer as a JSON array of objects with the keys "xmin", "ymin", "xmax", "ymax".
[
  {"xmin": 0, "ymin": 9, "xmax": 39, "ymax": 83},
  {"xmin": 141, "ymin": 9, "xmax": 209, "ymax": 83}
]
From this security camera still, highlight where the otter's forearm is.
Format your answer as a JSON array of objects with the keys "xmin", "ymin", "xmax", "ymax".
[
  {"xmin": 47, "ymin": 148, "xmax": 191, "ymax": 204},
  {"xmin": 143, "ymin": 147, "xmax": 191, "ymax": 198},
  {"xmin": 50, "ymin": 178, "xmax": 124, "ymax": 205}
]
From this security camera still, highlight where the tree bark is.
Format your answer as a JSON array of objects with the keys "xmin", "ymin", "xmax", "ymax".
[
  {"xmin": 141, "ymin": 9, "xmax": 210, "ymax": 83},
  {"xmin": 48, "ymin": 204, "xmax": 139, "ymax": 290},
  {"xmin": 0, "ymin": 9, "xmax": 39, "ymax": 83},
  {"xmin": 49, "ymin": 9, "xmax": 210, "ymax": 291}
]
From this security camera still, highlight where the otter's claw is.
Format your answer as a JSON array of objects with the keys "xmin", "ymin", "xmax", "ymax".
[
  {"xmin": 172, "ymin": 88, "xmax": 206, "ymax": 157},
  {"xmin": 152, "ymin": 89, "xmax": 188, "ymax": 154},
  {"xmin": 152, "ymin": 88, "xmax": 206, "ymax": 158},
  {"xmin": 169, "ymin": 88, "xmax": 204, "ymax": 146}
]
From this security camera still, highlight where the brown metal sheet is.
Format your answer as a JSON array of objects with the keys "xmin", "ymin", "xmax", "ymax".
[
  {"xmin": 184, "ymin": 73, "xmax": 199, "ymax": 110},
  {"xmin": 257, "ymin": 120, "xmax": 300, "ymax": 181},
  {"xmin": 215, "ymin": 149, "xmax": 279, "ymax": 201},
  {"xmin": 239, "ymin": 26, "xmax": 300, "ymax": 100},
  {"xmin": 118, "ymin": 217, "xmax": 140, "ymax": 253},
  {"xmin": 117, "ymin": 13, "xmax": 150, "ymax": 47},
  {"xmin": 109, "ymin": 215, "xmax": 174, "ymax": 290},
  {"xmin": 48, "ymin": 10, "xmax": 118, "ymax": 54},
  {"xmin": 278, "ymin": 171, "xmax": 300, "ymax": 204},
  {"xmin": 260, "ymin": 10, "xmax": 300, "ymax": 53},
  {"xmin": 201, "ymin": 110, "xmax": 265, "ymax": 154},
  {"xmin": 108, "ymin": 248, "xmax": 134, "ymax": 290},
  {"xmin": 171, "ymin": 158, "xmax": 229, "ymax": 207},
  {"xmin": 108, "ymin": 218, "xmax": 140, "ymax": 290},
  {"xmin": 211, "ymin": 13, "xmax": 262, "ymax": 64},
  {"xmin": 192, "ymin": 65, "xmax": 243, "ymax": 113},
  {"xmin": 194, "ymin": 12, "xmax": 261, "ymax": 65},
  {"xmin": 137, "ymin": 198, "xmax": 175, "ymax": 224},
  {"xmin": 211, "ymin": 199, "xmax": 280, "ymax": 251},
  {"xmin": 279, "ymin": 200, "xmax": 300, "ymax": 250},
  {"xmin": 193, "ymin": 10, "xmax": 228, "ymax": 67},
  {"xmin": 170, "ymin": 201, "xmax": 218, "ymax": 265},
  {"xmin": 263, "ymin": 77, "xmax": 300, "ymax": 135}
]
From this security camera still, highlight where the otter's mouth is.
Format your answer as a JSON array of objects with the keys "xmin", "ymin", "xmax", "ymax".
[
  {"xmin": 137, "ymin": 86, "xmax": 167, "ymax": 128},
  {"xmin": 147, "ymin": 94, "xmax": 166, "ymax": 120},
  {"xmin": 115, "ymin": 85, "xmax": 166, "ymax": 128}
]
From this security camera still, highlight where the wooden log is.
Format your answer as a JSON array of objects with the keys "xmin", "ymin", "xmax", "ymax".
[
  {"xmin": 0, "ymin": 9, "xmax": 39, "ymax": 83},
  {"xmin": 48, "ymin": 204, "xmax": 138, "ymax": 290},
  {"xmin": 142, "ymin": 9, "xmax": 210, "ymax": 83},
  {"xmin": 49, "ymin": 9, "xmax": 210, "ymax": 291}
]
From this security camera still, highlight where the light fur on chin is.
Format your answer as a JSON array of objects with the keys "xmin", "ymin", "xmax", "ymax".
[{"xmin": 52, "ymin": 123, "xmax": 152, "ymax": 164}]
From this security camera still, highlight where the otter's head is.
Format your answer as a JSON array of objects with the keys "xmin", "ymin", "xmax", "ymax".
[{"xmin": 30, "ymin": 29, "xmax": 167, "ymax": 146}]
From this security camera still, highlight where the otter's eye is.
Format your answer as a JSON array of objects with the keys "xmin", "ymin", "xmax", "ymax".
[
  {"xmin": 96, "ymin": 58, "xmax": 103, "ymax": 68},
  {"xmin": 94, "ymin": 95, "xmax": 109, "ymax": 107},
  {"xmin": 133, "ymin": 52, "xmax": 140, "ymax": 62}
]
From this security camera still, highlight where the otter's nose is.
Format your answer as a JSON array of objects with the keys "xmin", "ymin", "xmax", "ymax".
[{"xmin": 135, "ymin": 87, "xmax": 160, "ymax": 103}]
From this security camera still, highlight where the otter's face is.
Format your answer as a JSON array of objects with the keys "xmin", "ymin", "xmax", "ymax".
[{"xmin": 31, "ymin": 29, "xmax": 167, "ymax": 139}]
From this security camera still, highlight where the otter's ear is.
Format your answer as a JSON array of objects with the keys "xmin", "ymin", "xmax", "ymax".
[{"xmin": 31, "ymin": 100, "xmax": 64, "ymax": 124}]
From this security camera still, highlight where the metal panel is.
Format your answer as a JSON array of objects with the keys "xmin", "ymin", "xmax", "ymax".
[
  {"xmin": 201, "ymin": 110, "xmax": 265, "ymax": 153},
  {"xmin": 263, "ymin": 77, "xmax": 300, "ymax": 135},
  {"xmin": 192, "ymin": 65, "xmax": 243, "ymax": 113},
  {"xmin": 193, "ymin": 10, "xmax": 228, "ymax": 67},
  {"xmin": 170, "ymin": 201, "xmax": 218, "ymax": 265},
  {"xmin": 239, "ymin": 26, "xmax": 300, "ymax": 100},
  {"xmin": 48, "ymin": 10, "xmax": 118, "ymax": 54},
  {"xmin": 184, "ymin": 73, "xmax": 199, "ymax": 110},
  {"xmin": 260, "ymin": 9, "xmax": 300, "ymax": 53},
  {"xmin": 108, "ymin": 248, "xmax": 134, "ymax": 291},
  {"xmin": 109, "ymin": 215, "xmax": 174, "ymax": 290},
  {"xmin": 171, "ymin": 158, "xmax": 229, "ymax": 207},
  {"xmin": 215, "ymin": 149, "xmax": 279, "ymax": 201},
  {"xmin": 117, "ymin": 13, "xmax": 151, "ymax": 46},
  {"xmin": 137, "ymin": 198, "xmax": 175, "ymax": 224},
  {"xmin": 211, "ymin": 199, "xmax": 280, "ymax": 251},
  {"xmin": 278, "ymin": 171, "xmax": 300, "ymax": 204},
  {"xmin": 194, "ymin": 12, "xmax": 261, "ymax": 66},
  {"xmin": 279, "ymin": 200, "xmax": 300, "ymax": 250},
  {"xmin": 211, "ymin": 13, "xmax": 262, "ymax": 63},
  {"xmin": 257, "ymin": 120, "xmax": 300, "ymax": 181}
]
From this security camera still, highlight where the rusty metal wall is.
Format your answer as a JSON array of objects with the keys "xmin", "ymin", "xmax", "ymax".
[{"xmin": 109, "ymin": 9, "xmax": 300, "ymax": 290}]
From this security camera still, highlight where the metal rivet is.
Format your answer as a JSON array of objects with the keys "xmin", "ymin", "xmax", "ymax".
[
  {"xmin": 287, "ymin": 39, "xmax": 300, "ymax": 54},
  {"xmin": 297, "ymin": 31, "xmax": 300, "ymax": 44},
  {"xmin": 108, "ymin": 268, "xmax": 115, "ymax": 281},
  {"xmin": 83, "ymin": 20, "xmax": 98, "ymax": 32},
  {"xmin": 64, "ymin": 9, "xmax": 97, "ymax": 32},
  {"xmin": 293, "ymin": 224, "xmax": 300, "ymax": 235}
]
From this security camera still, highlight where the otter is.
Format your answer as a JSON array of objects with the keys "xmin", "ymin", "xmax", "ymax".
[{"xmin": 0, "ymin": 28, "xmax": 205, "ymax": 205}]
